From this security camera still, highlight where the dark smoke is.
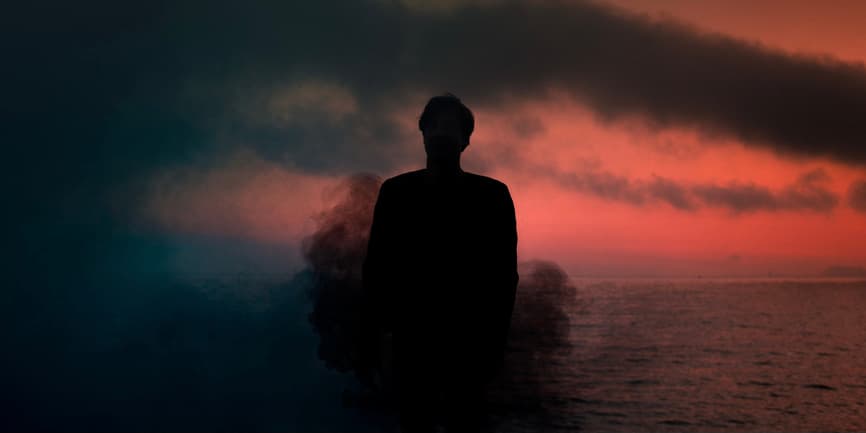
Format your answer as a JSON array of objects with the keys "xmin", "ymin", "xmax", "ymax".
[
  {"xmin": 302, "ymin": 173, "xmax": 383, "ymax": 389},
  {"xmin": 486, "ymin": 260, "xmax": 578, "ymax": 425},
  {"xmin": 302, "ymin": 174, "xmax": 580, "ymax": 427}
]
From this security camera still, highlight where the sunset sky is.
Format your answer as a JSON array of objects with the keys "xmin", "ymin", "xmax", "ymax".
[
  {"xmin": 130, "ymin": 0, "xmax": 866, "ymax": 277},
  {"xmin": 11, "ymin": 0, "xmax": 866, "ymax": 279},
  {"xmin": 7, "ymin": 1, "xmax": 866, "ymax": 430}
]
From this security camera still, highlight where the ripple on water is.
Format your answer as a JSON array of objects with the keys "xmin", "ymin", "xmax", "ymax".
[
  {"xmin": 658, "ymin": 419, "xmax": 691, "ymax": 426},
  {"xmin": 726, "ymin": 419, "xmax": 748, "ymax": 425},
  {"xmin": 626, "ymin": 379, "xmax": 661, "ymax": 386},
  {"xmin": 732, "ymin": 393, "xmax": 764, "ymax": 401},
  {"xmin": 744, "ymin": 380, "xmax": 774, "ymax": 387},
  {"xmin": 543, "ymin": 279, "xmax": 866, "ymax": 432},
  {"xmin": 803, "ymin": 383, "xmax": 837, "ymax": 391},
  {"xmin": 587, "ymin": 410, "xmax": 627, "ymax": 418}
]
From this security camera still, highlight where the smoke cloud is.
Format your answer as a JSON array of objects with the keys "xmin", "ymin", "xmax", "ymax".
[{"xmin": 301, "ymin": 174, "xmax": 580, "ymax": 428}]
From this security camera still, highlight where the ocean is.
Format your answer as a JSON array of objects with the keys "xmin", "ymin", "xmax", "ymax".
[{"xmin": 487, "ymin": 278, "xmax": 866, "ymax": 432}]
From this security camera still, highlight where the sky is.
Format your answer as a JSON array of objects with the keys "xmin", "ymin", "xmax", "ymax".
[
  {"xmin": 97, "ymin": 0, "xmax": 866, "ymax": 278},
  {"xmin": 4, "ymin": 0, "xmax": 866, "ymax": 430}
]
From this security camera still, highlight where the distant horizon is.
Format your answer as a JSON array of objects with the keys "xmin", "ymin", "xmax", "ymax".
[{"xmin": 166, "ymin": 266, "xmax": 866, "ymax": 281}]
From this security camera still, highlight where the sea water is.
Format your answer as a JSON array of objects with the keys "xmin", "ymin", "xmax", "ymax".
[{"xmin": 492, "ymin": 278, "xmax": 866, "ymax": 432}]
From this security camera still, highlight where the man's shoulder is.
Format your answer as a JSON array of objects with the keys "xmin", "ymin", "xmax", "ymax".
[
  {"xmin": 463, "ymin": 172, "xmax": 509, "ymax": 191},
  {"xmin": 382, "ymin": 169, "xmax": 509, "ymax": 193},
  {"xmin": 384, "ymin": 169, "xmax": 425, "ymax": 184},
  {"xmin": 382, "ymin": 169, "xmax": 426, "ymax": 191}
]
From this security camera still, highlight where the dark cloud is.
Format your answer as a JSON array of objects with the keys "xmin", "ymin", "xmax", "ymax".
[
  {"xmin": 231, "ymin": 0, "xmax": 866, "ymax": 168},
  {"xmin": 369, "ymin": 0, "xmax": 866, "ymax": 165},
  {"xmin": 547, "ymin": 165, "xmax": 649, "ymax": 206},
  {"xmin": 692, "ymin": 169, "xmax": 838, "ymax": 213},
  {"xmin": 528, "ymin": 161, "xmax": 838, "ymax": 213},
  {"xmin": 647, "ymin": 175, "xmax": 698, "ymax": 210},
  {"xmin": 188, "ymin": 0, "xmax": 866, "ymax": 169},
  {"xmin": 13, "ymin": 0, "xmax": 866, "ymax": 188},
  {"xmin": 10, "ymin": 0, "xmax": 866, "ymax": 221},
  {"xmin": 848, "ymin": 179, "xmax": 866, "ymax": 212}
]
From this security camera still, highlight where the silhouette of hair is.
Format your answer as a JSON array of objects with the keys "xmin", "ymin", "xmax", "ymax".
[{"xmin": 418, "ymin": 92, "xmax": 475, "ymax": 142}]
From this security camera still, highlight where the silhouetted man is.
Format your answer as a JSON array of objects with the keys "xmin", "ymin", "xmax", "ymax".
[{"xmin": 361, "ymin": 94, "xmax": 519, "ymax": 432}]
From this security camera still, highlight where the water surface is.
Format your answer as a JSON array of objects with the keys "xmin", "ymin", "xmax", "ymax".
[{"xmin": 492, "ymin": 278, "xmax": 866, "ymax": 432}]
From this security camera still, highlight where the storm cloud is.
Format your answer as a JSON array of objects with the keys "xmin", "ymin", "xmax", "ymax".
[
  {"xmin": 13, "ymin": 0, "xmax": 866, "ymax": 184},
  {"xmin": 365, "ymin": 0, "xmax": 866, "ymax": 166},
  {"xmin": 207, "ymin": 0, "xmax": 866, "ymax": 170},
  {"xmin": 692, "ymin": 169, "xmax": 839, "ymax": 213},
  {"xmin": 533, "ymin": 163, "xmax": 839, "ymax": 213}
]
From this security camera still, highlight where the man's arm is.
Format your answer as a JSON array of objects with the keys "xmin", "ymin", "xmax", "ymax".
[
  {"xmin": 489, "ymin": 182, "xmax": 519, "ymax": 373},
  {"xmin": 359, "ymin": 180, "xmax": 394, "ymax": 373}
]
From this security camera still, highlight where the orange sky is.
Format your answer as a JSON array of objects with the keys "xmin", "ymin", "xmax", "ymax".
[
  {"xmin": 141, "ymin": 1, "xmax": 866, "ymax": 277},
  {"xmin": 601, "ymin": 0, "xmax": 866, "ymax": 64},
  {"xmin": 462, "ymin": 96, "xmax": 866, "ymax": 277}
]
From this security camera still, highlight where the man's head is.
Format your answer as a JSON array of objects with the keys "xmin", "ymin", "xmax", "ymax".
[{"xmin": 418, "ymin": 93, "xmax": 474, "ymax": 161}]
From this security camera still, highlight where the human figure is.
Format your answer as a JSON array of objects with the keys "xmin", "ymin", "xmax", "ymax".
[{"xmin": 361, "ymin": 94, "xmax": 519, "ymax": 432}]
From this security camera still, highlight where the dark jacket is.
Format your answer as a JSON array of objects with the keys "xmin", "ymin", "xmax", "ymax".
[{"xmin": 361, "ymin": 168, "xmax": 519, "ymax": 382}]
